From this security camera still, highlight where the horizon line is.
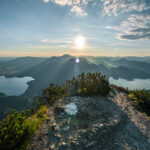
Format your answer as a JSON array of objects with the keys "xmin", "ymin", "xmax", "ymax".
[{"xmin": 0, "ymin": 54, "xmax": 150, "ymax": 58}]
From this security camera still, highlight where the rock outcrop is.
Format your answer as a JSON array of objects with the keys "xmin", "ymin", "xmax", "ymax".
[{"xmin": 28, "ymin": 89, "xmax": 150, "ymax": 150}]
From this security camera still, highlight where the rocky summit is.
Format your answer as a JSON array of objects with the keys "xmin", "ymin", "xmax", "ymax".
[{"xmin": 28, "ymin": 89, "xmax": 150, "ymax": 150}]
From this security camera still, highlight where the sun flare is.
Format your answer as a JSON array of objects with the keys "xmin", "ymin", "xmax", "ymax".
[{"xmin": 75, "ymin": 36, "xmax": 85, "ymax": 49}]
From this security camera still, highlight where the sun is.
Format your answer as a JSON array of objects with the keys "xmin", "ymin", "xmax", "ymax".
[{"xmin": 75, "ymin": 36, "xmax": 85, "ymax": 49}]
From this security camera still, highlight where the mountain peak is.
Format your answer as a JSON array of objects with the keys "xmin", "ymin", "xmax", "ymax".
[
  {"xmin": 28, "ymin": 89, "xmax": 150, "ymax": 150},
  {"xmin": 62, "ymin": 54, "xmax": 72, "ymax": 58}
]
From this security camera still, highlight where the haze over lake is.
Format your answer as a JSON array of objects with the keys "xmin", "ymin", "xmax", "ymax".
[
  {"xmin": 109, "ymin": 77, "xmax": 150, "ymax": 90},
  {"xmin": 0, "ymin": 76, "xmax": 34, "ymax": 96}
]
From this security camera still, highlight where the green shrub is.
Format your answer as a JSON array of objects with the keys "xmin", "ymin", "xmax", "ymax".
[
  {"xmin": 0, "ymin": 106, "xmax": 48, "ymax": 150},
  {"xmin": 38, "ymin": 83, "xmax": 68, "ymax": 105},
  {"xmin": 0, "ymin": 110, "xmax": 27, "ymax": 149},
  {"xmin": 64, "ymin": 72, "xmax": 110, "ymax": 97},
  {"xmin": 130, "ymin": 89, "xmax": 150, "ymax": 116}
]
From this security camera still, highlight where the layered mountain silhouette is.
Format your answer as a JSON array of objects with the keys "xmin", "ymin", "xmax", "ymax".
[
  {"xmin": 0, "ymin": 54, "xmax": 150, "ymax": 97},
  {"xmin": 0, "ymin": 55, "xmax": 150, "ymax": 119}
]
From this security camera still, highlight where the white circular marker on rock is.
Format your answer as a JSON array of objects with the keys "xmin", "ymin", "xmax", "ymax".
[{"xmin": 65, "ymin": 103, "xmax": 78, "ymax": 115}]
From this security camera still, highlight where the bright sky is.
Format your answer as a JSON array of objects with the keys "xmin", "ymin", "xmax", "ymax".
[{"xmin": 0, "ymin": 0, "xmax": 150, "ymax": 57}]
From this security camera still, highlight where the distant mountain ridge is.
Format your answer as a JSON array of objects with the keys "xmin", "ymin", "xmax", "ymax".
[
  {"xmin": 0, "ymin": 55, "xmax": 150, "ymax": 121},
  {"xmin": 0, "ymin": 54, "xmax": 150, "ymax": 97}
]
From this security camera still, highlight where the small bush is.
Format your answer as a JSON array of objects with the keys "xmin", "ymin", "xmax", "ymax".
[
  {"xmin": 0, "ymin": 106, "xmax": 48, "ymax": 150},
  {"xmin": 130, "ymin": 89, "xmax": 150, "ymax": 116},
  {"xmin": 64, "ymin": 72, "xmax": 110, "ymax": 97},
  {"xmin": 0, "ymin": 110, "xmax": 27, "ymax": 150},
  {"xmin": 38, "ymin": 83, "xmax": 68, "ymax": 105}
]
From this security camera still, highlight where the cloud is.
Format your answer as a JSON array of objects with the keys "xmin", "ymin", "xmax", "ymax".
[
  {"xmin": 43, "ymin": 0, "xmax": 49, "ymax": 3},
  {"xmin": 101, "ymin": 0, "xmax": 150, "ymax": 16},
  {"xmin": 106, "ymin": 14, "xmax": 150, "ymax": 40},
  {"xmin": 102, "ymin": 0, "xmax": 150, "ymax": 40},
  {"xmin": 71, "ymin": 5, "xmax": 87, "ymax": 16},
  {"xmin": 41, "ymin": 39, "xmax": 72, "ymax": 44},
  {"xmin": 51, "ymin": 0, "xmax": 89, "ymax": 6},
  {"xmin": 118, "ymin": 33, "xmax": 150, "ymax": 40},
  {"xmin": 118, "ymin": 14, "xmax": 150, "ymax": 40},
  {"xmin": 51, "ymin": 0, "xmax": 72, "ymax": 6},
  {"xmin": 49, "ymin": 0, "xmax": 89, "ymax": 16}
]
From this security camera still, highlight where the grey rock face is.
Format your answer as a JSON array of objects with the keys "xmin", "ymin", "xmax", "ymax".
[{"xmin": 28, "ymin": 90, "xmax": 150, "ymax": 150}]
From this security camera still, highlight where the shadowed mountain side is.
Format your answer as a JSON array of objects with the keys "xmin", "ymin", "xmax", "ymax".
[
  {"xmin": 77, "ymin": 58, "xmax": 105, "ymax": 73},
  {"xmin": 85, "ymin": 56, "xmax": 150, "ymax": 67},
  {"xmin": 23, "ymin": 56, "xmax": 150, "ymax": 97},
  {"xmin": 0, "ymin": 93, "xmax": 32, "ymax": 121},
  {"xmin": 24, "ymin": 57, "xmax": 108, "ymax": 97},
  {"xmin": 0, "ymin": 55, "xmax": 150, "ymax": 98},
  {"xmin": 19, "ymin": 55, "xmax": 72, "ymax": 77},
  {"xmin": 28, "ymin": 90, "xmax": 150, "ymax": 150},
  {"xmin": 53, "ymin": 57, "xmax": 108, "ymax": 84},
  {"xmin": 113, "ymin": 58, "xmax": 150, "ymax": 74},
  {"xmin": 24, "ymin": 61, "xmax": 66, "ymax": 97},
  {"xmin": 109, "ymin": 66, "xmax": 150, "ymax": 80},
  {"xmin": 0, "ymin": 57, "xmax": 46, "ymax": 77},
  {"xmin": 23, "ymin": 55, "xmax": 74, "ymax": 97},
  {"xmin": 125, "ymin": 56, "xmax": 150, "ymax": 63},
  {"xmin": 85, "ymin": 56, "xmax": 121, "ymax": 67},
  {"xmin": 49, "ymin": 54, "xmax": 72, "ymax": 63},
  {"xmin": 0, "ymin": 57, "xmax": 16, "ymax": 63},
  {"xmin": 0, "ymin": 55, "xmax": 150, "ymax": 81},
  {"xmin": 52, "ymin": 58, "xmax": 76, "ymax": 85}
]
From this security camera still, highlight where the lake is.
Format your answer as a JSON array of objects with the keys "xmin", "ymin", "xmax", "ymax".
[
  {"xmin": 109, "ymin": 77, "xmax": 150, "ymax": 90},
  {"xmin": 0, "ymin": 76, "xmax": 34, "ymax": 96}
]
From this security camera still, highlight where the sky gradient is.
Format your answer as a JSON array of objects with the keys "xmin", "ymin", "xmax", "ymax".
[{"xmin": 0, "ymin": 0, "xmax": 150, "ymax": 57}]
